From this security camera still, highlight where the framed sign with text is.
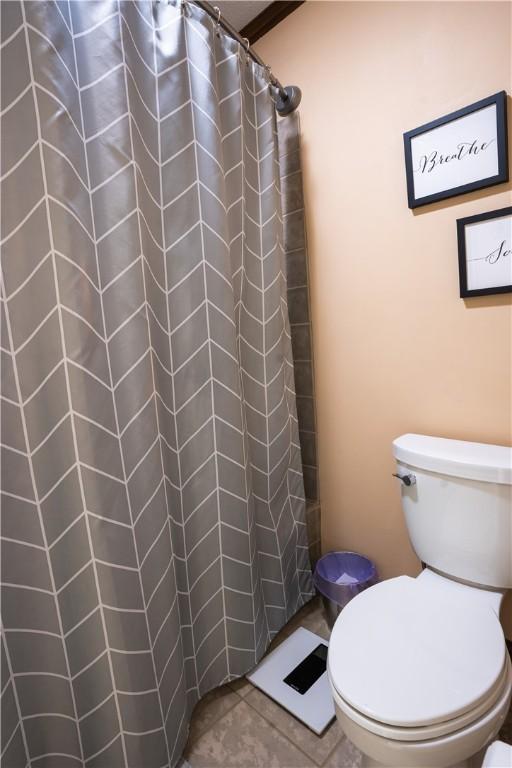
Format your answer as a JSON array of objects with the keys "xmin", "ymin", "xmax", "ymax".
[
  {"xmin": 457, "ymin": 206, "xmax": 512, "ymax": 298},
  {"xmin": 404, "ymin": 92, "xmax": 508, "ymax": 209}
]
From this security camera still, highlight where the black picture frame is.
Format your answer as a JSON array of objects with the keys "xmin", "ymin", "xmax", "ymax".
[
  {"xmin": 457, "ymin": 206, "xmax": 512, "ymax": 298},
  {"xmin": 404, "ymin": 91, "xmax": 508, "ymax": 209}
]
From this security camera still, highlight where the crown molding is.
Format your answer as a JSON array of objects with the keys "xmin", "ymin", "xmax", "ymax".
[{"xmin": 240, "ymin": 1, "xmax": 305, "ymax": 44}]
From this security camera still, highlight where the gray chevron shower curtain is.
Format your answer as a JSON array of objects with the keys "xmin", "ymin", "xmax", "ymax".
[{"xmin": 0, "ymin": 1, "xmax": 313, "ymax": 766}]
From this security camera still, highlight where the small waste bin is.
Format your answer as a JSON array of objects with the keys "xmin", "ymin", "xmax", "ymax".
[{"xmin": 313, "ymin": 551, "xmax": 378, "ymax": 629}]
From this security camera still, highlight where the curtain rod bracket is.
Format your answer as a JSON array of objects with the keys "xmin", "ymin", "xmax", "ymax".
[{"xmin": 276, "ymin": 85, "xmax": 302, "ymax": 116}]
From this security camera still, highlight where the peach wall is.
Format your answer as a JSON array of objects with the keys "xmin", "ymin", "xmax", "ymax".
[{"xmin": 255, "ymin": 2, "xmax": 512, "ymax": 637}]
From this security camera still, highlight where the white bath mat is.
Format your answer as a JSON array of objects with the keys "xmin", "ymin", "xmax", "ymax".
[{"xmin": 246, "ymin": 627, "xmax": 335, "ymax": 735}]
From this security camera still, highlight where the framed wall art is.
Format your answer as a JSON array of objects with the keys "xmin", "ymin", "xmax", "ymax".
[
  {"xmin": 457, "ymin": 206, "xmax": 512, "ymax": 298},
  {"xmin": 404, "ymin": 91, "xmax": 508, "ymax": 209}
]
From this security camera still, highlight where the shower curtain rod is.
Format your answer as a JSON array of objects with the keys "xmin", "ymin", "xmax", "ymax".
[{"xmin": 192, "ymin": 0, "xmax": 302, "ymax": 115}]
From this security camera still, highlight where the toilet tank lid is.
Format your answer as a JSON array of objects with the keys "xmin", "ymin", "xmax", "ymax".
[{"xmin": 393, "ymin": 434, "xmax": 512, "ymax": 485}]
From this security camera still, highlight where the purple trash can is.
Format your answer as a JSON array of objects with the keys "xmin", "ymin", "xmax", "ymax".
[{"xmin": 313, "ymin": 551, "xmax": 378, "ymax": 628}]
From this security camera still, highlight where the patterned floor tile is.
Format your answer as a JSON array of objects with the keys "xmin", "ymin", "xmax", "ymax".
[
  {"xmin": 322, "ymin": 736, "xmax": 363, "ymax": 767},
  {"xmin": 245, "ymin": 687, "xmax": 343, "ymax": 766},
  {"xmin": 228, "ymin": 676, "xmax": 253, "ymax": 698},
  {"xmin": 188, "ymin": 685, "xmax": 240, "ymax": 744},
  {"xmin": 184, "ymin": 700, "xmax": 314, "ymax": 767}
]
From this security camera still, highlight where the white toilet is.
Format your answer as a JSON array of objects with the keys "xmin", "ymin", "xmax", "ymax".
[{"xmin": 327, "ymin": 434, "xmax": 512, "ymax": 768}]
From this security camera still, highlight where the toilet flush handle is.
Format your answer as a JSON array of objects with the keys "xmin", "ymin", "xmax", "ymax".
[{"xmin": 392, "ymin": 473, "xmax": 416, "ymax": 486}]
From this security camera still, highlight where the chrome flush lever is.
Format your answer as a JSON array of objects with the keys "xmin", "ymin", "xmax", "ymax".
[{"xmin": 392, "ymin": 473, "xmax": 416, "ymax": 487}]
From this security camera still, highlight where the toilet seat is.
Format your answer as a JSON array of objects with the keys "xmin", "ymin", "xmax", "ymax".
[
  {"xmin": 329, "ymin": 656, "xmax": 512, "ymax": 741},
  {"xmin": 327, "ymin": 576, "xmax": 506, "ymax": 729},
  {"xmin": 331, "ymin": 666, "xmax": 512, "ymax": 768}
]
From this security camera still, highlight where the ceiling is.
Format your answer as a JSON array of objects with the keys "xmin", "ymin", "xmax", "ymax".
[{"xmin": 214, "ymin": 1, "xmax": 273, "ymax": 31}]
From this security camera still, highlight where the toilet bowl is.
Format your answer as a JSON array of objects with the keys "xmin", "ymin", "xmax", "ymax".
[
  {"xmin": 328, "ymin": 574, "xmax": 512, "ymax": 767},
  {"xmin": 327, "ymin": 434, "xmax": 512, "ymax": 768}
]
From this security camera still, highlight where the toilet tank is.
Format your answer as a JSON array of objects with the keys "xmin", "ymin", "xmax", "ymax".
[{"xmin": 393, "ymin": 434, "xmax": 512, "ymax": 589}]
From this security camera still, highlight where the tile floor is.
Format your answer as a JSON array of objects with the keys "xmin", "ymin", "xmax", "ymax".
[
  {"xmin": 183, "ymin": 597, "xmax": 355, "ymax": 768},
  {"xmin": 183, "ymin": 597, "xmax": 512, "ymax": 768}
]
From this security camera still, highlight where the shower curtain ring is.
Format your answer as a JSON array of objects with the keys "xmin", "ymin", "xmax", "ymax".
[
  {"xmin": 213, "ymin": 5, "xmax": 221, "ymax": 36},
  {"xmin": 265, "ymin": 67, "xmax": 279, "ymax": 105},
  {"xmin": 242, "ymin": 37, "xmax": 250, "ymax": 64}
]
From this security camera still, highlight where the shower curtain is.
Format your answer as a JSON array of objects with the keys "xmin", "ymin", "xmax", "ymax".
[{"xmin": 0, "ymin": 1, "xmax": 313, "ymax": 766}]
